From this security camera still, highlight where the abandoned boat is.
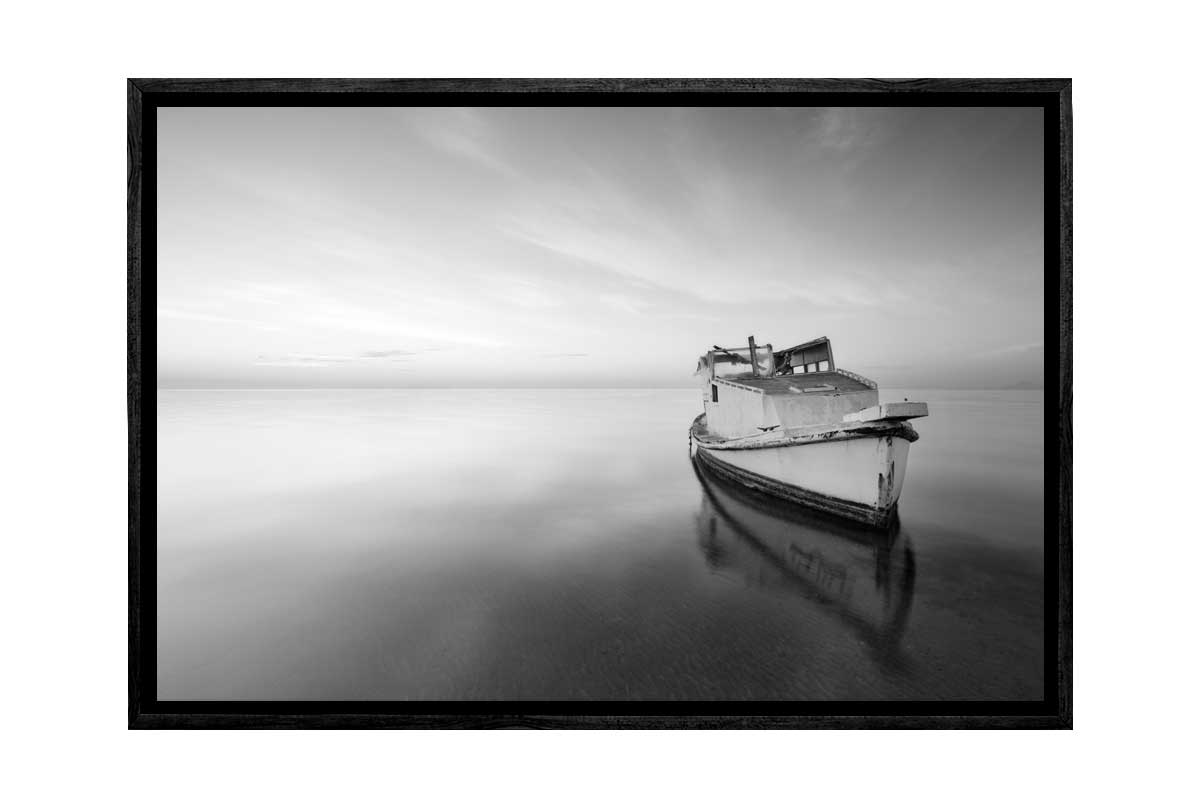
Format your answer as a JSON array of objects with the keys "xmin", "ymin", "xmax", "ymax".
[{"xmin": 689, "ymin": 336, "xmax": 928, "ymax": 527}]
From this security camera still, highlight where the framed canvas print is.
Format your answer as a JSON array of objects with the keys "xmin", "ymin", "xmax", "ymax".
[{"xmin": 129, "ymin": 78, "xmax": 1071, "ymax": 729}]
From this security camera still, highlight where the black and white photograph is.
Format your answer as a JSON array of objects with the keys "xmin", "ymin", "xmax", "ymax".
[
  {"xmin": 133, "ymin": 80, "xmax": 1068, "ymax": 726},
  {"xmin": 22, "ymin": 0, "xmax": 1200, "ymax": 801}
]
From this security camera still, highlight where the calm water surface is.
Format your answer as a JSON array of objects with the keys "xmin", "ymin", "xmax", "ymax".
[{"xmin": 157, "ymin": 388, "xmax": 1044, "ymax": 701}]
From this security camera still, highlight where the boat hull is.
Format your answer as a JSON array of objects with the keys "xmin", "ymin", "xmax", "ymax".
[{"xmin": 690, "ymin": 418, "xmax": 912, "ymax": 527}]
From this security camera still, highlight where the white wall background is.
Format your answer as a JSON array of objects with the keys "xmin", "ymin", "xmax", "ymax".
[{"xmin": 2, "ymin": 2, "xmax": 1196, "ymax": 808}]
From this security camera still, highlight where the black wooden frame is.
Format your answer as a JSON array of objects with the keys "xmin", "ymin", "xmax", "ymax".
[{"xmin": 128, "ymin": 78, "xmax": 1072, "ymax": 729}]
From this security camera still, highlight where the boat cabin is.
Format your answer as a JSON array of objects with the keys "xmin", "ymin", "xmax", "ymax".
[
  {"xmin": 774, "ymin": 337, "xmax": 836, "ymax": 376},
  {"xmin": 697, "ymin": 336, "xmax": 881, "ymax": 440}
]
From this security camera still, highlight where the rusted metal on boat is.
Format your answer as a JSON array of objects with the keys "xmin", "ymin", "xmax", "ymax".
[{"xmin": 690, "ymin": 336, "xmax": 929, "ymax": 527}]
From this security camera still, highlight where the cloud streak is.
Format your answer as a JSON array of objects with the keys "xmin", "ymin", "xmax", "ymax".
[{"xmin": 255, "ymin": 350, "xmax": 422, "ymax": 368}]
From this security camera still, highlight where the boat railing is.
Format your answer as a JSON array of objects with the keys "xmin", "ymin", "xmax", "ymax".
[
  {"xmin": 837, "ymin": 369, "xmax": 879, "ymax": 390},
  {"xmin": 714, "ymin": 377, "xmax": 766, "ymax": 394}
]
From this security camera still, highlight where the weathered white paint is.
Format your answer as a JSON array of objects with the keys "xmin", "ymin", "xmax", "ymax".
[
  {"xmin": 692, "ymin": 338, "xmax": 927, "ymax": 523},
  {"xmin": 701, "ymin": 377, "xmax": 881, "ymax": 440},
  {"xmin": 701, "ymin": 380, "xmax": 770, "ymax": 438},
  {"xmin": 704, "ymin": 434, "xmax": 912, "ymax": 510},
  {"xmin": 886, "ymin": 438, "xmax": 910, "ymax": 508},
  {"xmin": 843, "ymin": 401, "xmax": 930, "ymax": 423},
  {"xmin": 766, "ymin": 390, "xmax": 879, "ymax": 432}
]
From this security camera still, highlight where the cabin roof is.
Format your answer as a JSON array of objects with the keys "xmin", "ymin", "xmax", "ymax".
[
  {"xmin": 719, "ymin": 370, "xmax": 874, "ymax": 395},
  {"xmin": 775, "ymin": 336, "xmax": 831, "ymax": 355}
]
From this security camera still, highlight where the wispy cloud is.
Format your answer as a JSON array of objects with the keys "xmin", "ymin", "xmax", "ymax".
[
  {"xmin": 158, "ymin": 306, "xmax": 282, "ymax": 332},
  {"xmin": 979, "ymin": 340, "xmax": 1044, "ymax": 357},
  {"xmin": 253, "ymin": 354, "xmax": 357, "ymax": 368},
  {"xmin": 254, "ymin": 349, "xmax": 421, "ymax": 368},
  {"xmin": 360, "ymin": 349, "xmax": 418, "ymax": 359},
  {"xmin": 220, "ymin": 281, "xmax": 505, "ymax": 349},
  {"xmin": 814, "ymin": 108, "xmax": 888, "ymax": 153},
  {"xmin": 407, "ymin": 107, "xmax": 516, "ymax": 177}
]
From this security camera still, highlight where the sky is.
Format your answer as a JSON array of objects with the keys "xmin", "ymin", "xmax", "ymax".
[{"xmin": 156, "ymin": 106, "xmax": 1045, "ymax": 389}]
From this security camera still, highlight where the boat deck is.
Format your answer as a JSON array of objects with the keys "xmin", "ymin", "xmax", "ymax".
[{"xmin": 718, "ymin": 370, "xmax": 875, "ymax": 396}]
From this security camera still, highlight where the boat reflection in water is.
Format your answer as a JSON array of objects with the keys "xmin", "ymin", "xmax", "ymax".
[{"xmin": 693, "ymin": 455, "xmax": 917, "ymax": 670}]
